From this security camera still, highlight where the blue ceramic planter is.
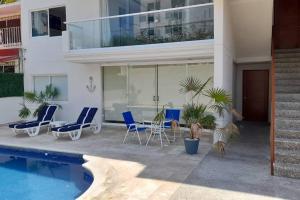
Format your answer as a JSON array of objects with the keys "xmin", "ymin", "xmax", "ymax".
[{"xmin": 184, "ymin": 138, "xmax": 200, "ymax": 155}]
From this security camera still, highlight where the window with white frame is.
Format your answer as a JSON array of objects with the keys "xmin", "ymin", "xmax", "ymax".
[
  {"xmin": 33, "ymin": 75, "xmax": 68, "ymax": 101},
  {"xmin": 31, "ymin": 6, "xmax": 66, "ymax": 37}
]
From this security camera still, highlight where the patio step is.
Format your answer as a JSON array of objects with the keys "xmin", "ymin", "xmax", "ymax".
[
  {"xmin": 276, "ymin": 73, "xmax": 300, "ymax": 80},
  {"xmin": 275, "ymin": 58, "xmax": 300, "ymax": 63},
  {"xmin": 274, "ymin": 49, "xmax": 300, "ymax": 179},
  {"xmin": 274, "ymin": 163, "xmax": 300, "ymax": 179},
  {"xmin": 276, "ymin": 119, "xmax": 300, "ymax": 130},
  {"xmin": 276, "ymin": 149, "xmax": 300, "ymax": 164},
  {"xmin": 276, "ymin": 66, "xmax": 300, "ymax": 73},
  {"xmin": 276, "ymin": 129, "xmax": 300, "ymax": 139},
  {"xmin": 276, "ymin": 86, "xmax": 300, "ymax": 93},
  {"xmin": 276, "ymin": 79, "xmax": 300, "ymax": 86},
  {"xmin": 275, "ymin": 48, "xmax": 300, "ymax": 54},
  {"xmin": 275, "ymin": 138, "xmax": 300, "ymax": 151},
  {"xmin": 276, "ymin": 102, "xmax": 300, "ymax": 110},
  {"xmin": 276, "ymin": 93, "xmax": 300, "ymax": 102}
]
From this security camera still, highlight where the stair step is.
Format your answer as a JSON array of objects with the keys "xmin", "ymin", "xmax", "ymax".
[
  {"xmin": 276, "ymin": 119, "xmax": 300, "ymax": 130},
  {"xmin": 276, "ymin": 110, "xmax": 300, "ymax": 119},
  {"xmin": 276, "ymin": 149, "xmax": 300, "ymax": 164},
  {"xmin": 276, "ymin": 93, "xmax": 300, "ymax": 102},
  {"xmin": 276, "ymin": 102, "xmax": 300, "ymax": 110},
  {"xmin": 274, "ymin": 163, "xmax": 300, "ymax": 179},
  {"xmin": 276, "ymin": 67, "xmax": 300, "ymax": 73},
  {"xmin": 276, "ymin": 79, "xmax": 300, "ymax": 86},
  {"xmin": 275, "ymin": 52, "xmax": 300, "ymax": 58},
  {"xmin": 276, "ymin": 63, "xmax": 300, "ymax": 68},
  {"xmin": 275, "ymin": 58, "xmax": 300, "ymax": 63},
  {"xmin": 276, "ymin": 129, "xmax": 300, "ymax": 139},
  {"xmin": 275, "ymin": 48, "xmax": 300, "ymax": 54},
  {"xmin": 275, "ymin": 138, "xmax": 300, "ymax": 150},
  {"xmin": 275, "ymin": 73, "xmax": 300, "ymax": 80},
  {"xmin": 276, "ymin": 86, "xmax": 300, "ymax": 93}
]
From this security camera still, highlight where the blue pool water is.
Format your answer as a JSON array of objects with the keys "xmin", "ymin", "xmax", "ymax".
[{"xmin": 0, "ymin": 146, "xmax": 93, "ymax": 200}]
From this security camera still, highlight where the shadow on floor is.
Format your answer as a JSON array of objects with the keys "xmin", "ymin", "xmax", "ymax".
[{"xmin": 171, "ymin": 121, "xmax": 300, "ymax": 200}]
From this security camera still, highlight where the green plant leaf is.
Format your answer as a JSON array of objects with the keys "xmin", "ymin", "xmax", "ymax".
[{"xmin": 19, "ymin": 105, "xmax": 31, "ymax": 119}]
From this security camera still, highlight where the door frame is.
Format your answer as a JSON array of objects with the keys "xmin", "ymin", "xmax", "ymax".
[{"xmin": 242, "ymin": 69, "xmax": 270, "ymax": 122}]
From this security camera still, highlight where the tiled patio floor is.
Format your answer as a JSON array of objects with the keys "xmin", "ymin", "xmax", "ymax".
[
  {"xmin": 0, "ymin": 123, "xmax": 299, "ymax": 200},
  {"xmin": 0, "ymin": 125, "xmax": 212, "ymax": 200}
]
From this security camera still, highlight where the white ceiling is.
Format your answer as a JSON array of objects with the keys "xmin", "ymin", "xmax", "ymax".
[{"xmin": 229, "ymin": 0, "xmax": 273, "ymax": 63}]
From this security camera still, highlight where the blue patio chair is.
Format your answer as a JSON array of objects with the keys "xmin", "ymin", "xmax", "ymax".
[
  {"xmin": 9, "ymin": 105, "xmax": 57, "ymax": 137},
  {"xmin": 122, "ymin": 111, "xmax": 148, "ymax": 145},
  {"xmin": 164, "ymin": 109, "xmax": 181, "ymax": 141},
  {"xmin": 52, "ymin": 107, "xmax": 100, "ymax": 141}
]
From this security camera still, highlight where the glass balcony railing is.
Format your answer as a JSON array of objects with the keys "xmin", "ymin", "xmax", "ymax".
[{"xmin": 67, "ymin": 4, "xmax": 214, "ymax": 50}]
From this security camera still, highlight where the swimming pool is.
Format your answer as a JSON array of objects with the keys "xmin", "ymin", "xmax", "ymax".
[{"xmin": 0, "ymin": 146, "xmax": 93, "ymax": 200}]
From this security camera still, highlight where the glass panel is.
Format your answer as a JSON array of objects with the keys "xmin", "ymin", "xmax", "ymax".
[
  {"xmin": 128, "ymin": 66, "xmax": 157, "ymax": 122},
  {"xmin": 187, "ymin": 63, "xmax": 214, "ymax": 105},
  {"xmin": 33, "ymin": 76, "xmax": 49, "ymax": 95},
  {"xmin": 69, "ymin": 4, "xmax": 214, "ymax": 49},
  {"xmin": 100, "ymin": 0, "xmax": 213, "ymax": 16},
  {"xmin": 32, "ymin": 10, "xmax": 48, "ymax": 37},
  {"xmin": 51, "ymin": 76, "xmax": 68, "ymax": 101},
  {"xmin": 49, "ymin": 7, "xmax": 66, "ymax": 37},
  {"xmin": 103, "ymin": 66, "xmax": 128, "ymax": 122},
  {"xmin": 157, "ymin": 64, "xmax": 187, "ymax": 123}
]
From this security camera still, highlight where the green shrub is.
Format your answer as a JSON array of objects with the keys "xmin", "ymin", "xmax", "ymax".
[
  {"xmin": 200, "ymin": 114, "xmax": 216, "ymax": 130},
  {"xmin": 0, "ymin": 73, "xmax": 24, "ymax": 98}
]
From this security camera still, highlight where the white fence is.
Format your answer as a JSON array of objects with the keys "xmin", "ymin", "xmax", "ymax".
[
  {"xmin": 0, "ymin": 97, "xmax": 22, "ymax": 125},
  {"xmin": 0, "ymin": 26, "xmax": 21, "ymax": 48}
]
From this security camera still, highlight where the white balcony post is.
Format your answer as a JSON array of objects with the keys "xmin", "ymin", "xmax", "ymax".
[{"xmin": 0, "ymin": 26, "xmax": 21, "ymax": 49}]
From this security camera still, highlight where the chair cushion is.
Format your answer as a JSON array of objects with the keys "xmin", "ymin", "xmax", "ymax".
[
  {"xmin": 10, "ymin": 121, "xmax": 50, "ymax": 129},
  {"xmin": 53, "ymin": 124, "xmax": 91, "ymax": 132}
]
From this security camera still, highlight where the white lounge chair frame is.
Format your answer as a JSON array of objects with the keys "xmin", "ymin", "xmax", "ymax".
[
  {"xmin": 52, "ymin": 123, "xmax": 100, "ymax": 141},
  {"xmin": 11, "ymin": 106, "xmax": 57, "ymax": 137}
]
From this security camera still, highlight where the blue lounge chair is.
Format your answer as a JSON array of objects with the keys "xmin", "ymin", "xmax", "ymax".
[
  {"xmin": 164, "ymin": 109, "xmax": 181, "ymax": 141},
  {"xmin": 122, "ymin": 111, "xmax": 148, "ymax": 145},
  {"xmin": 52, "ymin": 107, "xmax": 99, "ymax": 141},
  {"xmin": 9, "ymin": 105, "xmax": 57, "ymax": 137}
]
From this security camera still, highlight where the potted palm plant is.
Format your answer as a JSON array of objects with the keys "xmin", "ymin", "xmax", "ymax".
[{"xmin": 180, "ymin": 77, "xmax": 233, "ymax": 154}]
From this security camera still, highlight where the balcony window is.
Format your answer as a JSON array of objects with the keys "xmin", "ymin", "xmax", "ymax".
[
  {"xmin": 32, "ymin": 7, "xmax": 66, "ymax": 37},
  {"xmin": 68, "ymin": 1, "xmax": 213, "ymax": 49}
]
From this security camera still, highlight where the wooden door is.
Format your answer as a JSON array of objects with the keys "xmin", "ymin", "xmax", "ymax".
[
  {"xmin": 274, "ymin": 0, "xmax": 300, "ymax": 49},
  {"xmin": 243, "ymin": 70, "xmax": 269, "ymax": 121}
]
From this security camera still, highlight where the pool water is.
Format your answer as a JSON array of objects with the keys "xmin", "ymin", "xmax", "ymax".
[{"xmin": 0, "ymin": 146, "xmax": 93, "ymax": 200}]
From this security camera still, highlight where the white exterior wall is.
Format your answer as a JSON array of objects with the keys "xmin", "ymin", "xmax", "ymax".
[
  {"xmin": 0, "ymin": 97, "xmax": 22, "ymax": 124},
  {"xmin": 214, "ymin": 0, "xmax": 235, "ymax": 125},
  {"xmin": 21, "ymin": 0, "xmax": 103, "ymax": 124}
]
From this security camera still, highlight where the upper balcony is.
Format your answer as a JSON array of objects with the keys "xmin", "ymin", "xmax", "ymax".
[{"xmin": 63, "ymin": 3, "xmax": 214, "ymax": 64}]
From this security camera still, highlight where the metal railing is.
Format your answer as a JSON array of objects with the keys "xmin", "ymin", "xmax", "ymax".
[
  {"xmin": 66, "ymin": 3, "xmax": 214, "ymax": 50},
  {"xmin": 0, "ymin": 26, "xmax": 21, "ymax": 48}
]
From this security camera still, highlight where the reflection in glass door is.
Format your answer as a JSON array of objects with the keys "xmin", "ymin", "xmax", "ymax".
[
  {"xmin": 128, "ymin": 66, "xmax": 157, "ymax": 122},
  {"xmin": 103, "ymin": 63, "xmax": 214, "ymax": 123}
]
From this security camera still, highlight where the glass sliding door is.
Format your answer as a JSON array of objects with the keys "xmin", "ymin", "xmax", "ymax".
[
  {"xmin": 103, "ymin": 62, "xmax": 214, "ymax": 123},
  {"xmin": 157, "ymin": 64, "xmax": 186, "ymax": 123},
  {"xmin": 128, "ymin": 65, "xmax": 157, "ymax": 122},
  {"xmin": 103, "ymin": 66, "xmax": 128, "ymax": 122}
]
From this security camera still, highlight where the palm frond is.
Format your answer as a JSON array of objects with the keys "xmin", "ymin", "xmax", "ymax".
[
  {"xmin": 24, "ymin": 92, "xmax": 38, "ymax": 104},
  {"xmin": 179, "ymin": 76, "xmax": 204, "ymax": 94},
  {"xmin": 153, "ymin": 105, "xmax": 166, "ymax": 124},
  {"xmin": 19, "ymin": 105, "xmax": 31, "ymax": 119},
  {"xmin": 205, "ymin": 88, "xmax": 232, "ymax": 117},
  {"xmin": 193, "ymin": 77, "xmax": 212, "ymax": 98}
]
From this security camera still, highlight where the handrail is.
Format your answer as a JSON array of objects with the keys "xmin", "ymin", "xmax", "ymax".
[
  {"xmin": 65, "ymin": 3, "xmax": 213, "ymax": 24},
  {"xmin": 270, "ymin": 38, "xmax": 276, "ymax": 176}
]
